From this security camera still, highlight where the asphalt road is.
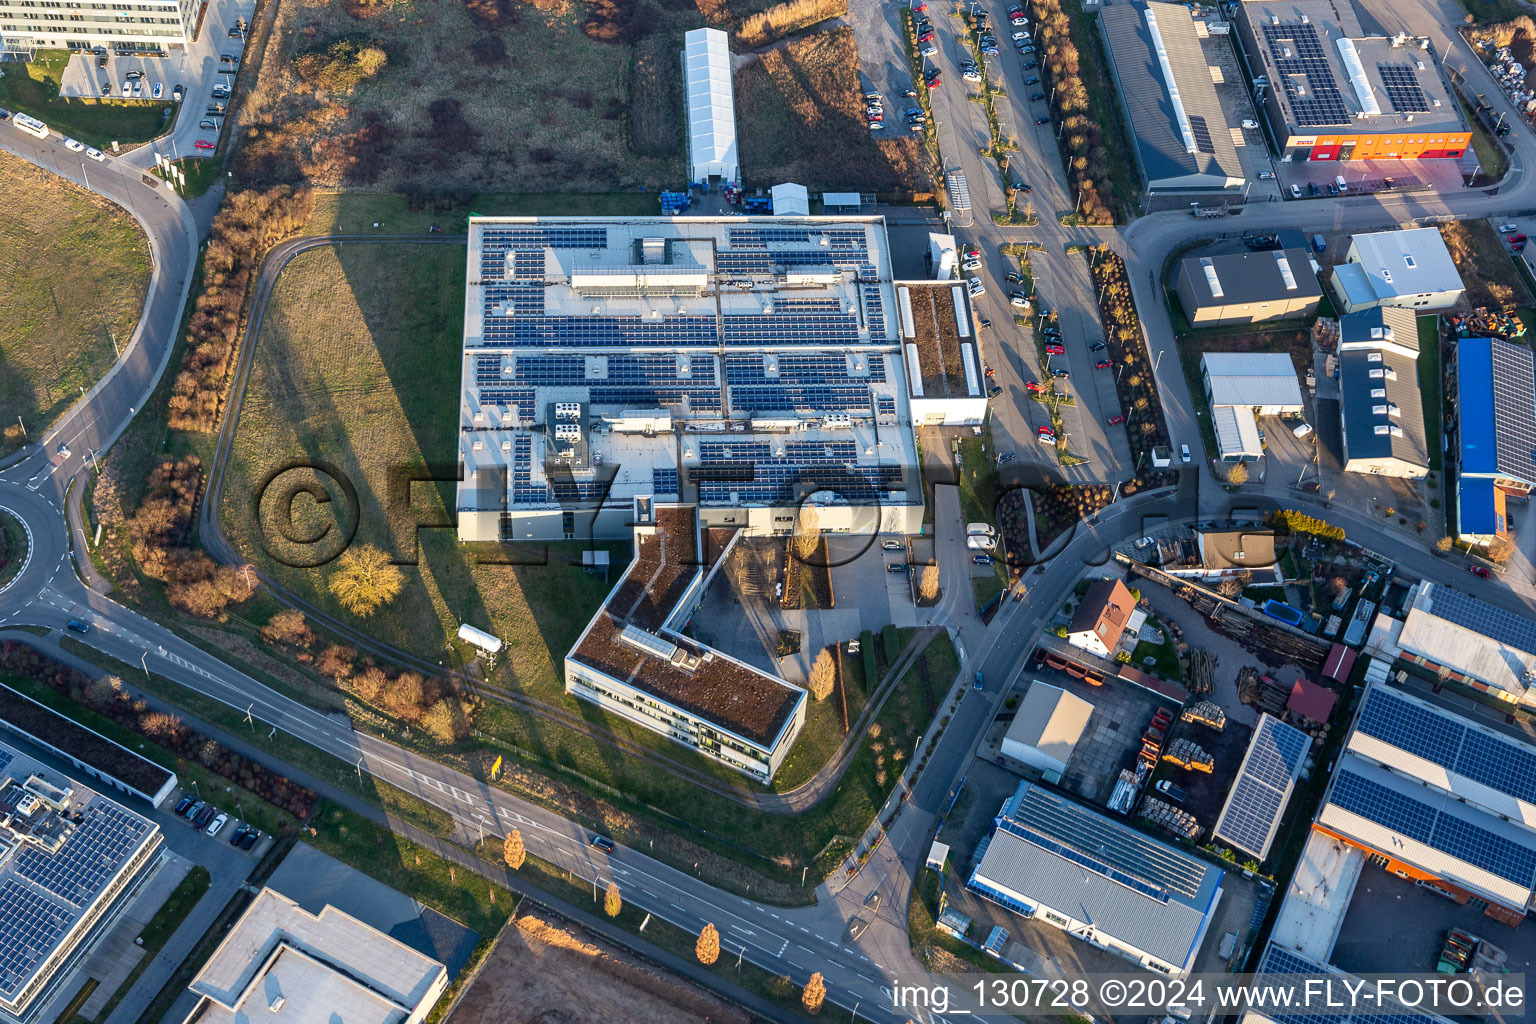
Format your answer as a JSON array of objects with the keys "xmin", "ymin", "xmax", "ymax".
[{"xmin": 5, "ymin": 0, "xmax": 1536, "ymax": 1015}]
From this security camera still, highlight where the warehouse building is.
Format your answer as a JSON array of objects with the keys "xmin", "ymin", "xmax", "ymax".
[
  {"xmin": 1200, "ymin": 352, "xmax": 1305, "ymax": 461},
  {"xmin": 1313, "ymin": 682, "xmax": 1536, "ymax": 918},
  {"xmin": 184, "ymin": 888, "xmax": 448, "ymax": 1024},
  {"xmin": 1231, "ymin": 0, "xmax": 1470, "ymax": 163},
  {"xmin": 1453, "ymin": 335, "xmax": 1536, "ymax": 543},
  {"xmin": 682, "ymin": 28, "xmax": 739, "ymax": 186},
  {"xmin": 999, "ymin": 684, "xmax": 1093, "ymax": 780},
  {"xmin": 456, "ymin": 216, "xmax": 923, "ymax": 543},
  {"xmin": 1369, "ymin": 581, "xmax": 1536, "ymax": 708},
  {"xmin": 968, "ymin": 781, "xmax": 1224, "ymax": 975},
  {"xmin": 1330, "ymin": 228, "xmax": 1464, "ymax": 313},
  {"xmin": 1100, "ymin": 1, "xmax": 1245, "ymax": 195},
  {"xmin": 1212, "ymin": 714, "xmax": 1310, "ymax": 861},
  {"xmin": 0, "ymin": 742, "xmax": 162, "ymax": 1024},
  {"xmin": 1174, "ymin": 248, "xmax": 1322, "ymax": 326},
  {"xmin": 1337, "ymin": 306, "xmax": 1430, "ymax": 478},
  {"xmin": 565, "ymin": 503, "xmax": 807, "ymax": 781},
  {"xmin": 0, "ymin": 0, "xmax": 193, "ymax": 56}
]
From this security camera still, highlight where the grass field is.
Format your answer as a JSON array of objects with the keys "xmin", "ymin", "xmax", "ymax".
[
  {"xmin": 0, "ymin": 50, "xmax": 175, "ymax": 148},
  {"xmin": 0, "ymin": 149, "xmax": 150, "ymax": 446},
  {"xmin": 1440, "ymin": 220, "xmax": 1533, "ymax": 309},
  {"xmin": 733, "ymin": 27, "xmax": 927, "ymax": 190}
]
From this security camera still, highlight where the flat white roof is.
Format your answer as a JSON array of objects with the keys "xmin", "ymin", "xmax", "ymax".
[
  {"xmin": 1347, "ymin": 227, "xmax": 1463, "ymax": 301},
  {"xmin": 1202, "ymin": 352, "xmax": 1306, "ymax": 408},
  {"xmin": 1267, "ymin": 831, "xmax": 1363, "ymax": 962},
  {"xmin": 683, "ymin": 28, "xmax": 738, "ymax": 183},
  {"xmin": 1003, "ymin": 683, "xmax": 1092, "ymax": 770},
  {"xmin": 1396, "ymin": 582, "xmax": 1536, "ymax": 703}
]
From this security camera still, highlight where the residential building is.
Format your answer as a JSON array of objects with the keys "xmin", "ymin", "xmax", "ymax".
[
  {"xmin": 1453, "ymin": 335, "xmax": 1536, "ymax": 542},
  {"xmin": 0, "ymin": 741, "xmax": 162, "ymax": 1024},
  {"xmin": 1337, "ymin": 306, "xmax": 1429, "ymax": 478},
  {"xmin": 1200, "ymin": 352, "xmax": 1305, "ymax": 461},
  {"xmin": 682, "ymin": 28, "xmax": 738, "ymax": 186},
  {"xmin": 1313, "ymin": 682, "xmax": 1536, "ymax": 918},
  {"xmin": 564, "ymin": 502, "xmax": 807, "ymax": 781},
  {"xmin": 1330, "ymin": 228, "xmax": 1464, "ymax": 313},
  {"xmin": 968, "ymin": 780, "xmax": 1225, "ymax": 975},
  {"xmin": 1174, "ymin": 248, "xmax": 1322, "ymax": 326},
  {"xmin": 1211, "ymin": 714, "xmax": 1310, "ymax": 861},
  {"xmin": 0, "ymin": 0, "xmax": 193, "ymax": 56},
  {"xmin": 183, "ymin": 888, "xmax": 448, "ymax": 1024},
  {"xmin": 1066, "ymin": 579, "xmax": 1137, "ymax": 658},
  {"xmin": 899, "ymin": 281, "xmax": 988, "ymax": 425},
  {"xmin": 1370, "ymin": 580, "xmax": 1536, "ymax": 707},
  {"xmin": 1099, "ymin": 1, "xmax": 1244, "ymax": 195},
  {"xmin": 455, "ymin": 216, "xmax": 924, "ymax": 543},
  {"xmin": 1231, "ymin": 0, "xmax": 1470, "ymax": 163},
  {"xmin": 1152, "ymin": 527, "xmax": 1282, "ymax": 584},
  {"xmin": 999, "ymin": 683, "xmax": 1093, "ymax": 780}
]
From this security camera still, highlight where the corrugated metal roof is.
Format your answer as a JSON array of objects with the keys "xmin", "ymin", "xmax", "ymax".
[
  {"xmin": 1100, "ymin": 2, "xmax": 1244, "ymax": 192},
  {"xmin": 1202, "ymin": 352, "xmax": 1305, "ymax": 407},
  {"xmin": 1346, "ymin": 228, "xmax": 1462, "ymax": 301},
  {"xmin": 683, "ymin": 29, "xmax": 739, "ymax": 182},
  {"xmin": 970, "ymin": 787, "xmax": 1222, "ymax": 968},
  {"xmin": 1213, "ymin": 404, "xmax": 1263, "ymax": 458},
  {"xmin": 1457, "ymin": 477, "xmax": 1504, "ymax": 537}
]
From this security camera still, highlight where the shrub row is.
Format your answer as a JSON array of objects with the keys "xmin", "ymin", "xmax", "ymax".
[
  {"xmin": 127, "ymin": 456, "xmax": 249, "ymax": 619},
  {"xmin": 1029, "ymin": 0, "xmax": 1113, "ymax": 224},
  {"xmin": 0, "ymin": 642, "xmax": 317, "ymax": 820},
  {"xmin": 304, "ymin": 641, "xmax": 477, "ymax": 746}
]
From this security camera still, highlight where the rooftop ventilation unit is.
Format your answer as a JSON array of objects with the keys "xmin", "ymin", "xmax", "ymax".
[
  {"xmin": 1145, "ymin": 5, "xmax": 1201, "ymax": 154},
  {"xmin": 1337, "ymin": 38, "xmax": 1383, "ymax": 117},
  {"xmin": 1274, "ymin": 252, "xmax": 1298, "ymax": 290},
  {"xmin": 1200, "ymin": 257, "xmax": 1224, "ymax": 298},
  {"xmin": 555, "ymin": 402, "xmax": 582, "ymax": 420}
]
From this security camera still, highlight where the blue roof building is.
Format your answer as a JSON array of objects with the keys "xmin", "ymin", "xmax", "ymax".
[{"xmin": 1454, "ymin": 335, "xmax": 1536, "ymax": 541}]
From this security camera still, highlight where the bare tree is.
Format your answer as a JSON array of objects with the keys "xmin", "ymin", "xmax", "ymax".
[
  {"xmin": 918, "ymin": 564, "xmax": 940, "ymax": 602},
  {"xmin": 807, "ymin": 648, "xmax": 836, "ymax": 701},
  {"xmin": 793, "ymin": 504, "xmax": 821, "ymax": 561},
  {"xmin": 260, "ymin": 608, "xmax": 315, "ymax": 648},
  {"xmin": 696, "ymin": 923, "xmax": 720, "ymax": 965},
  {"xmin": 803, "ymin": 971, "xmax": 827, "ymax": 1014},
  {"xmin": 503, "ymin": 830, "xmax": 525, "ymax": 870},
  {"xmin": 604, "ymin": 881, "xmax": 622, "ymax": 918}
]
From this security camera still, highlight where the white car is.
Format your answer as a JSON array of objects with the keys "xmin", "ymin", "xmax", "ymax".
[
  {"xmin": 1257, "ymin": 171, "xmax": 1275, "ymax": 180},
  {"xmin": 132, "ymin": 80, "xmax": 143, "ymax": 98},
  {"xmin": 85, "ymin": 146, "xmax": 105, "ymax": 161},
  {"xmin": 1241, "ymin": 119, "xmax": 1260, "ymax": 130},
  {"xmin": 1180, "ymin": 444, "xmax": 1192, "ymax": 463},
  {"xmin": 1499, "ymin": 222, "xmax": 1519, "ymax": 233},
  {"xmin": 961, "ymin": 258, "xmax": 981, "ymax": 271},
  {"xmin": 966, "ymin": 277, "xmax": 985, "ymax": 297},
  {"xmin": 63, "ymin": 137, "xmax": 84, "ymax": 152},
  {"xmin": 206, "ymin": 813, "xmax": 228, "ymax": 836},
  {"xmin": 962, "ymin": 68, "xmax": 982, "ymax": 82},
  {"xmin": 152, "ymin": 81, "xmax": 163, "ymax": 99},
  {"xmin": 121, "ymin": 79, "xmax": 132, "ymax": 96}
]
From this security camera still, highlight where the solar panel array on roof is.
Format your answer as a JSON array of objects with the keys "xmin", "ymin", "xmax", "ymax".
[
  {"xmin": 512, "ymin": 435, "xmax": 531, "ymax": 483},
  {"xmin": 876, "ymin": 394, "xmax": 896, "ymax": 416},
  {"xmin": 1376, "ymin": 63, "xmax": 1430, "ymax": 112},
  {"xmin": 1013, "ymin": 782, "xmax": 1209, "ymax": 898},
  {"xmin": 0, "ymin": 879, "xmax": 70, "ymax": 998},
  {"xmin": 15, "ymin": 805, "xmax": 151, "ymax": 908},
  {"xmin": 1255, "ymin": 943, "xmax": 1447, "ymax": 1024},
  {"xmin": 476, "ymin": 389, "xmax": 536, "ymax": 419},
  {"xmin": 1213, "ymin": 715, "xmax": 1310, "ymax": 859},
  {"xmin": 481, "ymin": 314, "xmax": 720, "ymax": 349},
  {"xmin": 862, "ymin": 286, "xmax": 887, "ymax": 340},
  {"xmin": 721, "ymin": 314, "xmax": 861, "ymax": 346},
  {"xmin": 1489, "ymin": 339, "xmax": 1536, "ymax": 485},
  {"xmin": 1263, "ymin": 22, "xmax": 1351, "ymax": 126},
  {"xmin": 1426, "ymin": 586, "xmax": 1536, "ymax": 658},
  {"xmin": 0, "ymin": 750, "xmax": 12, "ymax": 775},
  {"xmin": 652, "ymin": 467, "xmax": 679, "ymax": 495},
  {"xmin": 1329, "ymin": 766, "xmax": 1536, "ymax": 884},
  {"xmin": 1355, "ymin": 683, "xmax": 1536, "ymax": 805},
  {"xmin": 694, "ymin": 460, "xmax": 902, "ymax": 504},
  {"xmin": 1186, "ymin": 113, "xmax": 1216, "ymax": 154}
]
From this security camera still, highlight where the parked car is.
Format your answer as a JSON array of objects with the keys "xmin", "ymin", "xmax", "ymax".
[
  {"xmin": 973, "ymin": 671, "xmax": 985, "ymax": 690},
  {"xmin": 1025, "ymin": 380, "xmax": 1042, "ymax": 392},
  {"xmin": 100, "ymin": 80, "xmax": 112, "ymax": 96},
  {"xmin": 229, "ymin": 824, "xmax": 249, "ymax": 845},
  {"xmin": 183, "ymin": 800, "xmax": 204, "ymax": 821},
  {"xmin": 193, "ymin": 805, "xmax": 216, "ymax": 828},
  {"xmin": 152, "ymin": 81, "xmax": 162, "ymax": 99},
  {"xmin": 1022, "ymin": 61, "xmax": 1037, "ymax": 70},
  {"xmin": 977, "ymin": 317, "xmax": 991, "ymax": 329},
  {"xmin": 1156, "ymin": 780, "xmax": 1188, "ymax": 802},
  {"xmin": 966, "ymin": 277, "xmax": 985, "ymax": 296},
  {"xmin": 1499, "ymin": 222, "xmax": 1519, "ymax": 233},
  {"xmin": 882, "ymin": 540, "xmax": 904, "ymax": 551},
  {"xmin": 175, "ymin": 796, "xmax": 195, "ymax": 816},
  {"xmin": 0, "ymin": 108, "xmax": 10, "ymax": 121},
  {"xmin": 988, "ymin": 385, "xmax": 1003, "ymax": 398},
  {"xmin": 172, "ymin": 84, "xmax": 184, "ymax": 102},
  {"xmin": 1024, "ymin": 75, "xmax": 1039, "ymax": 85},
  {"xmin": 193, "ymin": 139, "xmax": 216, "ymax": 150},
  {"xmin": 887, "ymin": 562, "xmax": 909, "ymax": 574},
  {"xmin": 1289, "ymin": 184, "xmax": 1302, "ymax": 199},
  {"xmin": 1013, "ymin": 181, "xmax": 1031, "ymax": 193},
  {"xmin": 1469, "ymin": 565, "xmax": 1493, "ymax": 580},
  {"xmin": 1180, "ymin": 443, "xmax": 1192, "ymax": 463},
  {"xmin": 1044, "ymin": 343, "xmax": 1065, "ymax": 355},
  {"xmin": 910, "ymin": 0, "xmax": 927, "ymax": 10},
  {"xmin": 199, "ymin": 119, "xmax": 218, "ymax": 130},
  {"xmin": 1052, "ymin": 369, "xmax": 1069, "ymax": 379},
  {"xmin": 1095, "ymin": 359, "xmax": 1112, "ymax": 369},
  {"xmin": 1009, "ymin": 293, "xmax": 1030, "ymax": 308},
  {"xmin": 961, "ymin": 258, "xmax": 981, "ymax": 271},
  {"xmin": 590, "ymin": 834, "xmax": 615, "ymax": 853},
  {"xmin": 962, "ymin": 68, "xmax": 982, "ymax": 82},
  {"xmin": 1036, "ymin": 430, "xmax": 1056, "ymax": 445},
  {"xmin": 1511, "ymin": 233, "xmax": 1528, "ymax": 245},
  {"xmin": 1003, "ymin": 272, "xmax": 1022, "ymax": 284},
  {"xmin": 240, "ymin": 828, "xmax": 260, "ymax": 850},
  {"xmin": 1029, "ymin": 91, "xmax": 1045, "ymax": 102},
  {"xmin": 973, "ymin": 554, "xmax": 994, "ymax": 565},
  {"xmin": 1089, "ymin": 341, "xmax": 1106, "ymax": 351},
  {"xmin": 963, "ymin": 247, "xmax": 981, "ymax": 259},
  {"xmin": 924, "ymin": 73, "xmax": 942, "ymax": 88},
  {"xmin": 1257, "ymin": 171, "xmax": 1275, "ymax": 180},
  {"xmin": 1034, "ymin": 116, "xmax": 1050, "ymax": 125},
  {"xmin": 1107, "ymin": 414, "xmax": 1126, "ymax": 426},
  {"xmin": 1019, "ymin": 44, "xmax": 1035, "ymax": 53},
  {"xmin": 85, "ymin": 147, "xmax": 104, "ymax": 162},
  {"xmin": 998, "ymin": 451, "xmax": 1015, "ymax": 464},
  {"xmin": 125, "ymin": 69, "xmax": 144, "ymax": 80},
  {"xmin": 132, "ymin": 80, "xmax": 142, "ymax": 97},
  {"xmin": 67, "ymin": 618, "xmax": 90, "ymax": 633},
  {"xmin": 206, "ymin": 813, "xmax": 228, "ymax": 837},
  {"xmin": 1292, "ymin": 421, "xmax": 1313, "ymax": 438}
]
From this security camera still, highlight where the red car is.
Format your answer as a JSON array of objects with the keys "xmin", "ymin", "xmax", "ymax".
[
  {"xmin": 1469, "ymin": 565, "xmax": 1493, "ymax": 579},
  {"xmin": 917, "ymin": 29, "xmax": 936, "ymax": 42},
  {"xmin": 1510, "ymin": 234, "xmax": 1528, "ymax": 244},
  {"xmin": 925, "ymin": 74, "xmax": 941, "ymax": 88},
  {"xmin": 911, "ymin": 0, "xmax": 927, "ymax": 10},
  {"xmin": 193, "ymin": 139, "xmax": 215, "ymax": 150},
  {"xmin": 1045, "ymin": 343, "xmax": 1065, "ymax": 355},
  {"xmin": 1095, "ymin": 359, "xmax": 1112, "ymax": 369},
  {"xmin": 1107, "ymin": 414, "xmax": 1126, "ymax": 426},
  {"xmin": 1025, "ymin": 379, "xmax": 1043, "ymax": 392}
]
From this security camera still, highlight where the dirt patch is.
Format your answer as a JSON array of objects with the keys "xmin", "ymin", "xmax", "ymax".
[
  {"xmin": 733, "ymin": 26, "xmax": 928, "ymax": 190},
  {"xmin": 1440, "ymin": 220, "xmax": 1532, "ymax": 310},
  {"xmin": 451, "ymin": 906, "xmax": 751, "ymax": 1024},
  {"xmin": 630, "ymin": 34, "xmax": 682, "ymax": 157}
]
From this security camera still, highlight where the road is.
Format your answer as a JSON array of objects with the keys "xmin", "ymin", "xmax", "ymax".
[{"xmin": 5, "ymin": 0, "xmax": 1536, "ymax": 1014}]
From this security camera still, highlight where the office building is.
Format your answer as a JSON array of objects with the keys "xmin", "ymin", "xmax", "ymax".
[
  {"xmin": 0, "ymin": 0, "xmax": 192, "ymax": 56},
  {"xmin": 1330, "ymin": 227, "xmax": 1464, "ymax": 313}
]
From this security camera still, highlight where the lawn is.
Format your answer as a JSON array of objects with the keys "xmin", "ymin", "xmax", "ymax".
[
  {"xmin": 1458, "ymin": 0, "xmax": 1529, "ymax": 21},
  {"xmin": 236, "ymin": 0, "xmax": 704, "ymax": 190},
  {"xmin": 0, "ymin": 149, "xmax": 150, "ymax": 447},
  {"xmin": 1458, "ymin": 94, "xmax": 1509, "ymax": 181},
  {"xmin": 1417, "ymin": 314, "xmax": 1443, "ymax": 473},
  {"xmin": 1440, "ymin": 220, "xmax": 1533, "ymax": 309},
  {"xmin": 956, "ymin": 435, "xmax": 999, "ymax": 528},
  {"xmin": 0, "ymin": 50, "xmax": 175, "ymax": 148},
  {"xmin": 733, "ymin": 27, "xmax": 928, "ymax": 190},
  {"xmin": 153, "ymin": 156, "xmax": 225, "ymax": 198}
]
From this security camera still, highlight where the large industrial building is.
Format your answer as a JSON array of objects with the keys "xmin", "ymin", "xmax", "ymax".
[
  {"xmin": 565, "ymin": 503, "xmax": 807, "ymax": 781},
  {"xmin": 1337, "ymin": 306, "xmax": 1430, "ymax": 478},
  {"xmin": 682, "ymin": 28, "xmax": 739, "ymax": 186},
  {"xmin": 183, "ymin": 888, "xmax": 449, "ymax": 1024},
  {"xmin": 1330, "ymin": 228, "xmax": 1464, "ymax": 313},
  {"xmin": 0, "ymin": 741, "xmax": 162, "ymax": 1024},
  {"xmin": 0, "ymin": 0, "xmax": 192, "ymax": 56},
  {"xmin": 1369, "ymin": 581, "xmax": 1536, "ymax": 707},
  {"xmin": 1173, "ymin": 248, "xmax": 1322, "ymax": 326},
  {"xmin": 1453, "ymin": 335, "xmax": 1536, "ymax": 542},
  {"xmin": 1200, "ymin": 352, "xmax": 1305, "ymax": 461},
  {"xmin": 1232, "ymin": 0, "xmax": 1470, "ymax": 163},
  {"xmin": 455, "ymin": 216, "xmax": 931, "ymax": 543},
  {"xmin": 968, "ymin": 781, "xmax": 1225, "ymax": 975},
  {"xmin": 1212, "ymin": 714, "xmax": 1310, "ymax": 861},
  {"xmin": 1099, "ymin": 1, "xmax": 1245, "ymax": 195},
  {"xmin": 1313, "ymin": 682, "xmax": 1536, "ymax": 920}
]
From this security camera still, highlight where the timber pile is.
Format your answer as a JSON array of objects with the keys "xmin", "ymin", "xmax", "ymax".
[
  {"xmin": 1181, "ymin": 700, "xmax": 1226, "ymax": 731},
  {"xmin": 1140, "ymin": 796, "xmax": 1201, "ymax": 840},
  {"xmin": 1186, "ymin": 648, "xmax": 1217, "ymax": 696},
  {"xmin": 1162, "ymin": 738, "xmax": 1214, "ymax": 773}
]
